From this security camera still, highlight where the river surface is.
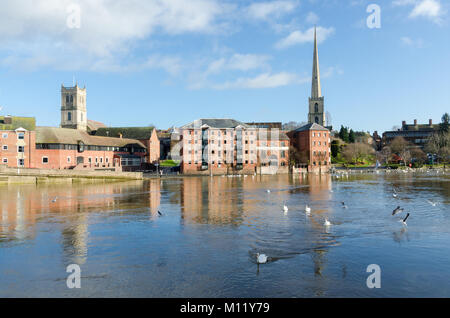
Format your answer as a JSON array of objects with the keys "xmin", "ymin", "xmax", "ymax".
[{"xmin": 0, "ymin": 172, "xmax": 449, "ymax": 297}]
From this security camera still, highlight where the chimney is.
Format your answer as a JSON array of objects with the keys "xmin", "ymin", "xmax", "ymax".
[
  {"xmin": 414, "ymin": 119, "xmax": 417, "ymax": 126},
  {"xmin": 429, "ymin": 119, "xmax": 433, "ymax": 126}
]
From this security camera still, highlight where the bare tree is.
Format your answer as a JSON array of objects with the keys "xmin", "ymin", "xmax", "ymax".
[
  {"xmin": 342, "ymin": 143, "xmax": 374, "ymax": 165},
  {"xmin": 377, "ymin": 146, "xmax": 392, "ymax": 165}
]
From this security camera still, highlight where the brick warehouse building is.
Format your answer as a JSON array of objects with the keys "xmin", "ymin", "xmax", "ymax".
[
  {"xmin": 173, "ymin": 119, "xmax": 258, "ymax": 175},
  {"xmin": 94, "ymin": 126, "xmax": 160, "ymax": 165},
  {"xmin": 288, "ymin": 123, "xmax": 331, "ymax": 173},
  {"xmin": 172, "ymin": 118, "xmax": 290, "ymax": 175},
  {"xmin": 34, "ymin": 127, "xmax": 146, "ymax": 171},
  {"xmin": 1, "ymin": 116, "xmax": 37, "ymax": 168}
]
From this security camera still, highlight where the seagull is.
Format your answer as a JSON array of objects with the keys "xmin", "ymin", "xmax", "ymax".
[
  {"xmin": 324, "ymin": 218, "xmax": 331, "ymax": 227},
  {"xmin": 158, "ymin": 210, "xmax": 163, "ymax": 216},
  {"xmin": 392, "ymin": 206, "xmax": 404, "ymax": 216},
  {"xmin": 401, "ymin": 213, "xmax": 410, "ymax": 226},
  {"xmin": 393, "ymin": 188, "xmax": 398, "ymax": 198},
  {"xmin": 51, "ymin": 197, "xmax": 58, "ymax": 203},
  {"xmin": 256, "ymin": 253, "xmax": 268, "ymax": 264},
  {"xmin": 341, "ymin": 201, "xmax": 348, "ymax": 209},
  {"xmin": 283, "ymin": 204, "xmax": 289, "ymax": 213},
  {"xmin": 266, "ymin": 189, "xmax": 271, "ymax": 193},
  {"xmin": 305, "ymin": 205, "xmax": 311, "ymax": 214},
  {"xmin": 427, "ymin": 199, "xmax": 437, "ymax": 207}
]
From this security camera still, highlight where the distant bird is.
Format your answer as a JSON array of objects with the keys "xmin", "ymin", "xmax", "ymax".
[
  {"xmin": 283, "ymin": 204, "xmax": 289, "ymax": 213},
  {"xmin": 341, "ymin": 201, "xmax": 347, "ymax": 209},
  {"xmin": 392, "ymin": 206, "xmax": 404, "ymax": 216},
  {"xmin": 266, "ymin": 189, "xmax": 271, "ymax": 193},
  {"xmin": 324, "ymin": 218, "xmax": 331, "ymax": 227},
  {"xmin": 401, "ymin": 213, "xmax": 410, "ymax": 226},
  {"xmin": 158, "ymin": 210, "xmax": 163, "ymax": 216},
  {"xmin": 393, "ymin": 188, "xmax": 398, "ymax": 198},
  {"xmin": 256, "ymin": 253, "xmax": 268, "ymax": 264},
  {"xmin": 427, "ymin": 199, "xmax": 437, "ymax": 207},
  {"xmin": 51, "ymin": 197, "xmax": 58, "ymax": 203},
  {"xmin": 305, "ymin": 205, "xmax": 311, "ymax": 214}
]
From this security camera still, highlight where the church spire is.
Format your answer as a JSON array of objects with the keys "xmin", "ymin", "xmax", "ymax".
[{"xmin": 311, "ymin": 26, "xmax": 322, "ymax": 98}]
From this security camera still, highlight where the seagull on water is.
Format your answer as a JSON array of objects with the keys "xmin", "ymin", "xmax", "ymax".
[
  {"xmin": 266, "ymin": 189, "xmax": 271, "ymax": 193},
  {"xmin": 341, "ymin": 201, "xmax": 348, "ymax": 209},
  {"xmin": 51, "ymin": 197, "xmax": 58, "ymax": 203},
  {"xmin": 283, "ymin": 204, "xmax": 289, "ymax": 213},
  {"xmin": 401, "ymin": 213, "xmax": 410, "ymax": 226},
  {"xmin": 256, "ymin": 253, "xmax": 268, "ymax": 264},
  {"xmin": 393, "ymin": 188, "xmax": 398, "ymax": 198},
  {"xmin": 305, "ymin": 205, "xmax": 311, "ymax": 214},
  {"xmin": 324, "ymin": 218, "xmax": 331, "ymax": 227},
  {"xmin": 392, "ymin": 206, "xmax": 404, "ymax": 216}
]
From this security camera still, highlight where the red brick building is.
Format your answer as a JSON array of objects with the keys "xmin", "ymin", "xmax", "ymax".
[
  {"xmin": 95, "ymin": 127, "xmax": 160, "ymax": 165},
  {"xmin": 288, "ymin": 123, "xmax": 331, "ymax": 173},
  {"xmin": 34, "ymin": 127, "xmax": 146, "ymax": 171},
  {"xmin": 0, "ymin": 128, "xmax": 36, "ymax": 168}
]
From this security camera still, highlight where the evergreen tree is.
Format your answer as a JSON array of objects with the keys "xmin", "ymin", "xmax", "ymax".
[
  {"xmin": 349, "ymin": 129, "xmax": 356, "ymax": 143},
  {"xmin": 440, "ymin": 113, "xmax": 450, "ymax": 133},
  {"xmin": 339, "ymin": 126, "xmax": 349, "ymax": 143}
]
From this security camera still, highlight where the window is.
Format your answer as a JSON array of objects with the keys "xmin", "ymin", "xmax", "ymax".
[
  {"xmin": 2, "ymin": 145, "xmax": 7, "ymax": 151},
  {"xmin": 68, "ymin": 112, "xmax": 72, "ymax": 121},
  {"xmin": 2, "ymin": 158, "xmax": 7, "ymax": 164},
  {"xmin": 18, "ymin": 132, "xmax": 25, "ymax": 140},
  {"xmin": 318, "ymin": 133, "xmax": 321, "ymax": 137},
  {"xmin": 18, "ymin": 146, "xmax": 24, "ymax": 153},
  {"xmin": 315, "ymin": 116, "xmax": 319, "ymax": 124},
  {"xmin": 67, "ymin": 157, "xmax": 71, "ymax": 163},
  {"xmin": 18, "ymin": 159, "xmax": 24, "ymax": 167},
  {"xmin": 42, "ymin": 157, "xmax": 49, "ymax": 164},
  {"xmin": 88, "ymin": 157, "xmax": 92, "ymax": 163},
  {"xmin": 314, "ymin": 103, "xmax": 319, "ymax": 113}
]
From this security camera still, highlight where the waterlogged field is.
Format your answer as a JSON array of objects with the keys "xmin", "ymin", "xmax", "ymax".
[{"xmin": 0, "ymin": 172, "xmax": 449, "ymax": 297}]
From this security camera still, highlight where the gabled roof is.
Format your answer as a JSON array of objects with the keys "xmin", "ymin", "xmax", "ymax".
[
  {"xmin": 0, "ymin": 116, "xmax": 36, "ymax": 131},
  {"xmin": 36, "ymin": 127, "xmax": 146, "ymax": 148},
  {"xmin": 95, "ymin": 127, "xmax": 156, "ymax": 140},
  {"xmin": 87, "ymin": 119, "xmax": 107, "ymax": 132},
  {"xmin": 181, "ymin": 118, "xmax": 251, "ymax": 129},
  {"xmin": 291, "ymin": 123, "xmax": 329, "ymax": 133}
]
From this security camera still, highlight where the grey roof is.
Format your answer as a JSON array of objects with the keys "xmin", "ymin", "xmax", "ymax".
[
  {"xmin": 181, "ymin": 118, "xmax": 251, "ymax": 129},
  {"xmin": 291, "ymin": 123, "xmax": 329, "ymax": 133},
  {"xmin": 36, "ymin": 127, "xmax": 146, "ymax": 148},
  {"xmin": 95, "ymin": 127, "xmax": 156, "ymax": 140}
]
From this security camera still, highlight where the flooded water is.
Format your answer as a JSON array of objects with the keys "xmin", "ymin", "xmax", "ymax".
[{"xmin": 0, "ymin": 172, "xmax": 449, "ymax": 297}]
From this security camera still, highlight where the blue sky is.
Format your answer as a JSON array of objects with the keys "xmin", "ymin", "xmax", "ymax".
[{"xmin": 0, "ymin": 0, "xmax": 448, "ymax": 133}]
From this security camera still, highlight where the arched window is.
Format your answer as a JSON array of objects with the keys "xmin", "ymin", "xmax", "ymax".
[
  {"xmin": 66, "ymin": 95, "xmax": 69, "ymax": 104},
  {"xmin": 314, "ymin": 103, "xmax": 319, "ymax": 113},
  {"xmin": 315, "ymin": 116, "xmax": 319, "ymax": 124},
  {"xmin": 70, "ymin": 95, "xmax": 73, "ymax": 103},
  {"xmin": 68, "ymin": 112, "xmax": 72, "ymax": 121}
]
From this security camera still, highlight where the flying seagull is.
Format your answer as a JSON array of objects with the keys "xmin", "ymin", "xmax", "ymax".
[
  {"xmin": 392, "ymin": 206, "xmax": 404, "ymax": 216},
  {"xmin": 256, "ymin": 253, "xmax": 268, "ymax": 264},
  {"xmin": 401, "ymin": 213, "xmax": 410, "ymax": 226},
  {"xmin": 393, "ymin": 188, "xmax": 398, "ymax": 198},
  {"xmin": 158, "ymin": 211, "xmax": 163, "ymax": 216},
  {"xmin": 426, "ymin": 199, "xmax": 437, "ymax": 207},
  {"xmin": 341, "ymin": 201, "xmax": 348, "ymax": 209}
]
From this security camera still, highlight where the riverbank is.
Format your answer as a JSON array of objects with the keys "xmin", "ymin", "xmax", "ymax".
[{"xmin": 0, "ymin": 165, "xmax": 143, "ymax": 185}]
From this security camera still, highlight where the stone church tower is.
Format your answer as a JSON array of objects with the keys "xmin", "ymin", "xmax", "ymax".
[
  {"xmin": 61, "ymin": 84, "xmax": 87, "ymax": 131},
  {"xmin": 308, "ymin": 27, "xmax": 326, "ymax": 126}
]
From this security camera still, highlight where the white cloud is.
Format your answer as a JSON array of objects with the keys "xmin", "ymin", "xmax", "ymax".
[
  {"xmin": 393, "ymin": 0, "xmax": 445, "ymax": 24},
  {"xmin": 212, "ymin": 72, "xmax": 307, "ymax": 90},
  {"xmin": 0, "ymin": 0, "xmax": 228, "ymax": 59},
  {"xmin": 247, "ymin": 1, "xmax": 299, "ymax": 20},
  {"xmin": 275, "ymin": 26, "xmax": 335, "ymax": 49},
  {"xmin": 305, "ymin": 12, "xmax": 320, "ymax": 24},
  {"xmin": 401, "ymin": 36, "xmax": 425, "ymax": 48},
  {"xmin": 206, "ymin": 54, "xmax": 271, "ymax": 74}
]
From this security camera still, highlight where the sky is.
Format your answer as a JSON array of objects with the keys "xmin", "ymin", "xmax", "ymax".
[{"xmin": 0, "ymin": 0, "xmax": 449, "ymax": 133}]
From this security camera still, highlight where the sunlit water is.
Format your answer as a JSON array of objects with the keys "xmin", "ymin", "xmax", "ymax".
[{"xmin": 0, "ymin": 172, "xmax": 449, "ymax": 297}]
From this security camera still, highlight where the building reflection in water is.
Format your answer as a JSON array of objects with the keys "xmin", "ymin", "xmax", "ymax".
[{"xmin": 0, "ymin": 180, "xmax": 159, "ymax": 265}]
